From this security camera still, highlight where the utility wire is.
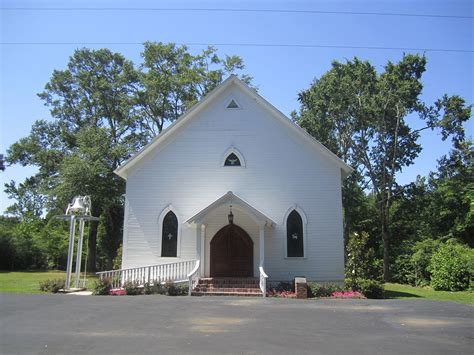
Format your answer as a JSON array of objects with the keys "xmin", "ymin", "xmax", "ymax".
[
  {"xmin": 1, "ymin": 7, "xmax": 472, "ymax": 19},
  {"xmin": 1, "ymin": 42, "xmax": 472, "ymax": 53}
]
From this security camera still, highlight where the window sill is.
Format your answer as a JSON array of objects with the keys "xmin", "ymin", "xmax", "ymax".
[{"xmin": 284, "ymin": 257, "xmax": 307, "ymax": 260}]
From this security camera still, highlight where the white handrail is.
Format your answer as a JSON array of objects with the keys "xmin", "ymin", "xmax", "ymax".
[
  {"xmin": 259, "ymin": 265, "xmax": 268, "ymax": 297},
  {"xmin": 187, "ymin": 260, "xmax": 201, "ymax": 296},
  {"xmin": 96, "ymin": 259, "xmax": 197, "ymax": 289}
]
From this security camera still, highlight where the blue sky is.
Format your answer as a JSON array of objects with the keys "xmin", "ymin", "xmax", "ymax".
[{"xmin": 1, "ymin": 0, "xmax": 473, "ymax": 213}]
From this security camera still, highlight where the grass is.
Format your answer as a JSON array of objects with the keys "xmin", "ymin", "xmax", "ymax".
[
  {"xmin": 385, "ymin": 283, "xmax": 473, "ymax": 306},
  {"xmin": 0, "ymin": 271, "xmax": 98, "ymax": 294}
]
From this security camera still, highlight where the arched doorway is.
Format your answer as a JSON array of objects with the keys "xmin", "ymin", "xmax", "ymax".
[{"xmin": 210, "ymin": 224, "xmax": 253, "ymax": 277}]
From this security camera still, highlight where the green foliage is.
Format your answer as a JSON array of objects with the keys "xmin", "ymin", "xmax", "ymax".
[
  {"xmin": 164, "ymin": 281, "xmax": 188, "ymax": 296},
  {"xmin": 430, "ymin": 241, "xmax": 472, "ymax": 291},
  {"xmin": 143, "ymin": 281, "xmax": 167, "ymax": 295},
  {"xmin": 92, "ymin": 277, "xmax": 112, "ymax": 295},
  {"xmin": 112, "ymin": 244, "xmax": 122, "ymax": 270},
  {"xmin": 39, "ymin": 278, "xmax": 65, "ymax": 293},
  {"xmin": 5, "ymin": 44, "xmax": 250, "ymax": 272},
  {"xmin": 295, "ymin": 54, "xmax": 471, "ymax": 281},
  {"xmin": 411, "ymin": 239, "xmax": 440, "ymax": 286},
  {"xmin": 346, "ymin": 231, "xmax": 383, "ymax": 284},
  {"xmin": 307, "ymin": 282, "xmax": 343, "ymax": 298},
  {"xmin": 123, "ymin": 281, "xmax": 142, "ymax": 295},
  {"xmin": 353, "ymin": 279, "xmax": 385, "ymax": 299},
  {"xmin": 391, "ymin": 252, "xmax": 415, "ymax": 285}
]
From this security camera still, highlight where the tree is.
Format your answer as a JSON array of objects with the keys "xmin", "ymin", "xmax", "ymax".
[
  {"xmin": 295, "ymin": 54, "xmax": 471, "ymax": 281},
  {"xmin": 6, "ymin": 44, "xmax": 249, "ymax": 271}
]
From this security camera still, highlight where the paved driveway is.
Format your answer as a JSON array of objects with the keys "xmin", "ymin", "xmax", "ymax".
[{"xmin": 0, "ymin": 294, "xmax": 472, "ymax": 354}]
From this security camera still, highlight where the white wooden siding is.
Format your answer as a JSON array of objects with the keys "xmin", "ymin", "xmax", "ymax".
[{"xmin": 122, "ymin": 82, "xmax": 345, "ymax": 281}]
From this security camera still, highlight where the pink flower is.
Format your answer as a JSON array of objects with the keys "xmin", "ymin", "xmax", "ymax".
[{"xmin": 109, "ymin": 288, "xmax": 126, "ymax": 296}]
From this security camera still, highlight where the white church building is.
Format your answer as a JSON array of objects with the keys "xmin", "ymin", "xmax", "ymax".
[{"xmin": 109, "ymin": 76, "xmax": 352, "ymax": 295}]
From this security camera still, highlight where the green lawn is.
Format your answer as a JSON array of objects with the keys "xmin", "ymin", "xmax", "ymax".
[
  {"xmin": 385, "ymin": 283, "xmax": 473, "ymax": 305},
  {"xmin": 0, "ymin": 271, "xmax": 98, "ymax": 294}
]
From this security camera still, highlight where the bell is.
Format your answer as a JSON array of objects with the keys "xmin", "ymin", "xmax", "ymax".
[{"xmin": 69, "ymin": 196, "xmax": 86, "ymax": 213}]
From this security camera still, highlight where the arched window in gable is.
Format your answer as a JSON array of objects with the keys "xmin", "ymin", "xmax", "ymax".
[
  {"xmin": 286, "ymin": 210, "xmax": 304, "ymax": 257},
  {"xmin": 224, "ymin": 153, "xmax": 241, "ymax": 166},
  {"xmin": 221, "ymin": 147, "xmax": 246, "ymax": 167},
  {"xmin": 161, "ymin": 211, "xmax": 178, "ymax": 257}
]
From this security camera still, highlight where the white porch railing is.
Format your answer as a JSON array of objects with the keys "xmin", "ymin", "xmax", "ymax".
[
  {"xmin": 97, "ymin": 259, "xmax": 197, "ymax": 289},
  {"xmin": 259, "ymin": 266, "xmax": 268, "ymax": 297},
  {"xmin": 187, "ymin": 260, "xmax": 201, "ymax": 296}
]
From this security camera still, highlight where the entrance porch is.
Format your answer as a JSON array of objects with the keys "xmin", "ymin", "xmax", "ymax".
[{"xmin": 186, "ymin": 191, "xmax": 275, "ymax": 296}]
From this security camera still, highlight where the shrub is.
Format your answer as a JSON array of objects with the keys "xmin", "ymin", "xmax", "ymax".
[
  {"xmin": 411, "ymin": 239, "xmax": 440, "ymax": 286},
  {"xmin": 39, "ymin": 279, "xmax": 66, "ymax": 293},
  {"xmin": 307, "ymin": 282, "xmax": 343, "ymax": 298},
  {"xmin": 124, "ymin": 281, "xmax": 142, "ymax": 295},
  {"xmin": 144, "ymin": 281, "xmax": 167, "ymax": 295},
  {"xmin": 430, "ymin": 241, "xmax": 471, "ymax": 291},
  {"xmin": 165, "ymin": 282, "xmax": 188, "ymax": 296},
  {"xmin": 391, "ymin": 252, "xmax": 416, "ymax": 285},
  {"xmin": 92, "ymin": 277, "xmax": 112, "ymax": 295},
  {"xmin": 356, "ymin": 279, "xmax": 384, "ymax": 299},
  {"xmin": 345, "ymin": 231, "xmax": 383, "ymax": 286}
]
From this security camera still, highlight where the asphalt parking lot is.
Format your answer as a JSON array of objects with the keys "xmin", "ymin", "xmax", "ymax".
[{"xmin": 0, "ymin": 294, "xmax": 472, "ymax": 354}]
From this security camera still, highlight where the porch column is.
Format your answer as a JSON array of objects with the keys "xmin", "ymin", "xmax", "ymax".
[
  {"xmin": 259, "ymin": 222, "xmax": 265, "ymax": 267},
  {"xmin": 196, "ymin": 223, "xmax": 204, "ymax": 274},
  {"xmin": 196, "ymin": 222, "xmax": 202, "ymax": 261}
]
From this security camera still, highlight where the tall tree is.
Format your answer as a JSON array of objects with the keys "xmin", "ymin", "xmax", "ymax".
[
  {"xmin": 296, "ymin": 54, "xmax": 471, "ymax": 281},
  {"xmin": 6, "ymin": 44, "xmax": 250, "ymax": 271}
]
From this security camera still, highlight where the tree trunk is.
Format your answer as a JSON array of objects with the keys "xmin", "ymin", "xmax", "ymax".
[{"xmin": 381, "ymin": 207, "xmax": 390, "ymax": 282}]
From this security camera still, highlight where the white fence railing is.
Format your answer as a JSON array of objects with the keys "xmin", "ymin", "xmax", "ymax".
[
  {"xmin": 259, "ymin": 266, "xmax": 268, "ymax": 297},
  {"xmin": 187, "ymin": 260, "xmax": 201, "ymax": 296},
  {"xmin": 97, "ymin": 260, "xmax": 197, "ymax": 289}
]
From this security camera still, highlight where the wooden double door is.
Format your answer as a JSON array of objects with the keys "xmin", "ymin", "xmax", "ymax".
[{"xmin": 210, "ymin": 224, "xmax": 253, "ymax": 277}]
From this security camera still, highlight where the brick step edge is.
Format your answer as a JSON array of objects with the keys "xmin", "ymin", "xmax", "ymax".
[
  {"xmin": 196, "ymin": 285, "xmax": 261, "ymax": 289},
  {"xmin": 191, "ymin": 291, "xmax": 263, "ymax": 297},
  {"xmin": 198, "ymin": 281, "xmax": 259, "ymax": 285},
  {"xmin": 194, "ymin": 287, "xmax": 262, "ymax": 293}
]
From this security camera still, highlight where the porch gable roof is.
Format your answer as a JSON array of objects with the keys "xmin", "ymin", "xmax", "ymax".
[{"xmin": 186, "ymin": 191, "xmax": 275, "ymax": 227}]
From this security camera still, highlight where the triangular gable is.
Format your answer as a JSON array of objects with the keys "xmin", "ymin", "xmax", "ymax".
[
  {"xmin": 187, "ymin": 191, "xmax": 276, "ymax": 227},
  {"xmin": 114, "ymin": 75, "xmax": 353, "ymax": 179}
]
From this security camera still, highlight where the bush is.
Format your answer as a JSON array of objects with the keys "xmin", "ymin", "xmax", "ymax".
[
  {"xmin": 411, "ymin": 239, "xmax": 440, "ymax": 286},
  {"xmin": 356, "ymin": 279, "xmax": 384, "ymax": 299},
  {"xmin": 391, "ymin": 252, "xmax": 416, "ymax": 285},
  {"xmin": 307, "ymin": 282, "xmax": 343, "ymax": 298},
  {"xmin": 92, "ymin": 277, "xmax": 112, "ymax": 295},
  {"xmin": 345, "ymin": 231, "xmax": 383, "ymax": 285},
  {"xmin": 39, "ymin": 278, "xmax": 65, "ymax": 293},
  {"xmin": 165, "ymin": 282, "xmax": 188, "ymax": 296},
  {"xmin": 124, "ymin": 281, "xmax": 142, "ymax": 295},
  {"xmin": 430, "ymin": 241, "xmax": 471, "ymax": 291},
  {"xmin": 144, "ymin": 281, "xmax": 167, "ymax": 295}
]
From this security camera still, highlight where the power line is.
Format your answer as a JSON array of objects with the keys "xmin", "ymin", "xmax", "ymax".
[
  {"xmin": 1, "ymin": 7, "xmax": 473, "ymax": 19},
  {"xmin": 1, "ymin": 42, "xmax": 473, "ymax": 53}
]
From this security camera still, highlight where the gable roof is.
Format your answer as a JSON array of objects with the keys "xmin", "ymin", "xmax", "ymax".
[
  {"xmin": 114, "ymin": 75, "xmax": 353, "ymax": 179},
  {"xmin": 187, "ymin": 191, "xmax": 275, "ymax": 227}
]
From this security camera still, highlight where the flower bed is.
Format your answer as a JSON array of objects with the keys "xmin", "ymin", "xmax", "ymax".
[
  {"xmin": 109, "ymin": 288, "xmax": 126, "ymax": 296},
  {"xmin": 331, "ymin": 290, "xmax": 364, "ymax": 299},
  {"xmin": 267, "ymin": 289, "xmax": 297, "ymax": 298}
]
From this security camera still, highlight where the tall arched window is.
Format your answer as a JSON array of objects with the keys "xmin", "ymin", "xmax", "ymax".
[
  {"xmin": 161, "ymin": 211, "xmax": 178, "ymax": 257},
  {"xmin": 287, "ymin": 210, "xmax": 304, "ymax": 257}
]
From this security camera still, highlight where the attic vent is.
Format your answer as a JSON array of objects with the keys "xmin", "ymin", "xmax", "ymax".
[{"xmin": 226, "ymin": 99, "xmax": 240, "ymax": 109}]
